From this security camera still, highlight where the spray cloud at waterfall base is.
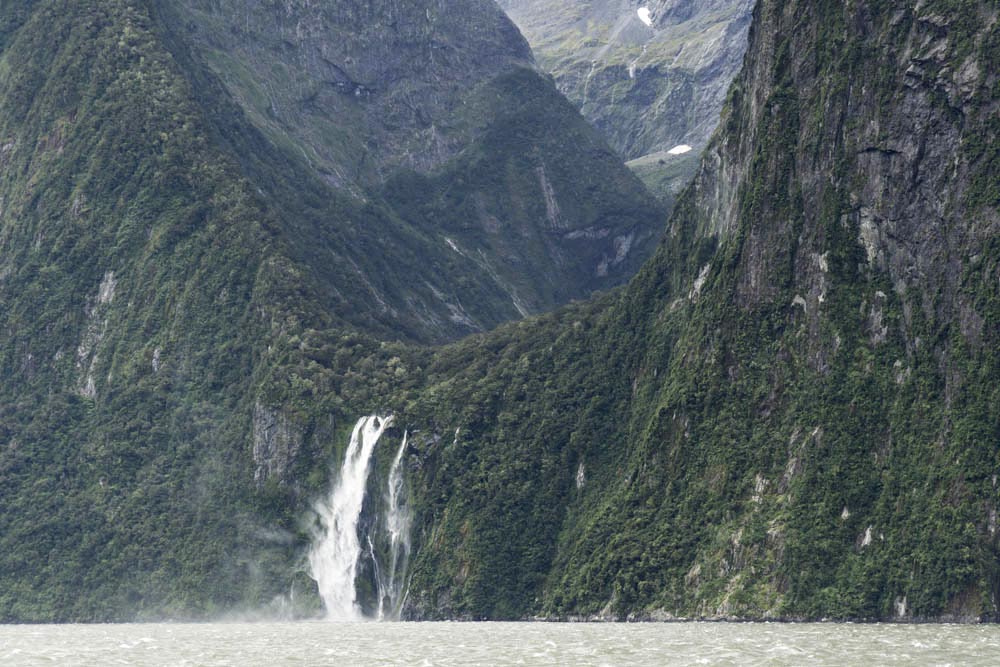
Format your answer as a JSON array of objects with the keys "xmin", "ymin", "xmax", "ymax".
[{"xmin": 308, "ymin": 416, "xmax": 412, "ymax": 620}]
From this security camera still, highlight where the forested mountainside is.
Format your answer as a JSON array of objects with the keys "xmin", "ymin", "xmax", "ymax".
[
  {"xmin": 1, "ymin": 0, "xmax": 997, "ymax": 624},
  {"xmin": 397, "ymin": 0, "xmax": 1000, "ymax": 621},
  {"xmin": 0, "ymin": 0, "xmax": 660, "ymax": 620},
  {"xmin": 497, "ymin": 0, "xmax": 753, "ymax": 204},
  {"xmin": 158, "ymin": 0, "xmax": 665, "ymax": 342}
]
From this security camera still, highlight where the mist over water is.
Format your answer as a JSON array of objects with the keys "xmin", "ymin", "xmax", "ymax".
[{"xmin": 1, "ymin": 622, "xmax": 997, "ymax": 666}]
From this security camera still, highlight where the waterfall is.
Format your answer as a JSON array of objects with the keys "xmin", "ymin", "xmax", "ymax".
[
  {"xmin": 581, "ymin": 60, "xmax": 598, "ymax": 109},
  {"xmin": 377, "ymin": 431, "xmax": 411, "ymax": 620},
  {"xmin": 308, "ymin": 415, "xmax": 411, "ymax": 621},
  {"xmin": 308, "ymin": 415, "xmax": 392, "ymax": 620}
]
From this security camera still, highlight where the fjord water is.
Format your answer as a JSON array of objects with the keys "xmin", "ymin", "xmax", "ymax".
[{"xmin": 1, "ymin": 622, "xmax": 998, "ymax": 666}]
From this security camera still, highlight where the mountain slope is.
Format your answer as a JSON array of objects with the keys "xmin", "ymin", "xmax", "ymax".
[
  {"xmin": 399, "ymin": 0, "xmax": 1000, "ymax": 621},
  {"xmin": 0, "ymin": 0, "xmax": 661, "ymax": 620},
  {"xmin": 499, "ymin": 0, "xmax": 753, "ymax": 160},
  {"xmin": 166, "ymin": 0, "xmax": 534, "ymax": 186},
  {"xmin": 155, "ymin": 0, "xmax": 665, "ymax": 341},
  {"xmin": 2, "ymin": 0, "xmax": 996, "ymax": 624},
  {"xmin": 497, "ymin": 0, "xmax": 752, "ymax": 205},
  {"xmin": 0, "ymin": 0, "xmax": 293, "ymax": 620}
]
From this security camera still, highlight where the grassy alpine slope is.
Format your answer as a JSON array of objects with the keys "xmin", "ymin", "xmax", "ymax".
[
  {"xmin": 497, "ymin": 0, "xmax": 753, "ymax": 161},
  {"xmin": 398, "ymin": 0, "xmax": 1000, "ymax": 621}
]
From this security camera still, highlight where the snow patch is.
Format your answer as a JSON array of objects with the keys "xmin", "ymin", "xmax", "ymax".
[
  {"xmin": 444, "ymin": 237, "xmax": 461, "ymax": 254},
  {"xmin": 840, "ymin": 506, "xmax": 851, "ymax": 520},
  {"xmin": 576, "ymin": 462, "xmax": 586, "ymax": 490},
  {"xmin": 861, "ymin": 525, "xmax": 873, "ymax": 547},
  {"xmin": 668, "ymin": 144, "xmax": 692, "ymax": 155},
  {"xmin": 637, "ymin": 7, "xmax": 653, "ymax": 26}
]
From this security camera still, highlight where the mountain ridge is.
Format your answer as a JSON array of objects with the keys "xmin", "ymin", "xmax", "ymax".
[{"xmin": 496, "ymin": 0, "xmax": 752, "ymax": 206}]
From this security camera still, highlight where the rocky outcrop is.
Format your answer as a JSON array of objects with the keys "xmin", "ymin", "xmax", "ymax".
[{"xmin": 252, "ymin": 403, "xmax": 303, "ymax": 485}]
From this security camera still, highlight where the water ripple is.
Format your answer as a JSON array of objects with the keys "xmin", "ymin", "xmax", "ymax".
[{"xmin": 0, "ymin": 621, "xmax": 997, "ymax": 666}]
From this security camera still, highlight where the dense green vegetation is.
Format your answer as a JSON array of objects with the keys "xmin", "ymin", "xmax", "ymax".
[
  {"xmin": 397, "ymin": 0, "xmax": 1000, "ymax": 621},
  {"xmin": 0, "ymin": 0, "xmax": 281, "ymax": 619},
  {"xmin": 0, "ymin": 0, "xmax": 996, "ymax": 624},
  {"xmin": 0, "ymin": 0, "xmax": 660, "ymax": 621}
]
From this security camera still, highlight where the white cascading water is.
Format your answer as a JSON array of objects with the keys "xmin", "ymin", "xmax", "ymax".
[
  {"xmin": 377, "ymin": 431, "xmax": 411, "ymax": 620},
  {"xmin": 308, "ymin": 415, "xmax": 393, "ymax": 620}
]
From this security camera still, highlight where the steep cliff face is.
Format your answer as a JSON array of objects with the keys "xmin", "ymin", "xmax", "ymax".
[{"xmin": 401, "ymin": 0, "xmax": 1000, "ymax": 621}]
